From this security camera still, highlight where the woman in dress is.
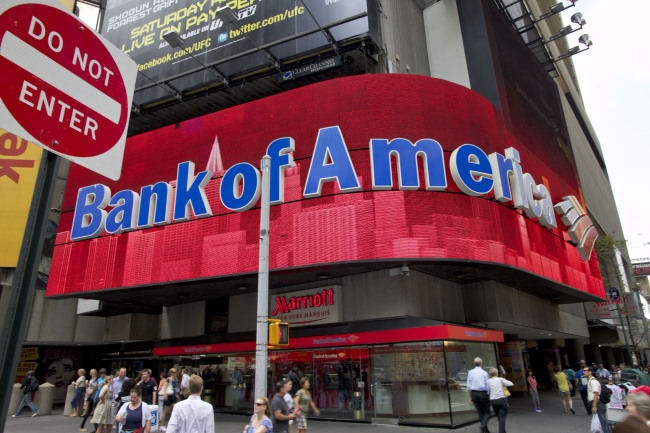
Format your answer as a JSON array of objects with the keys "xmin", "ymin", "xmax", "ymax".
[
  {"xmin": 244, "ymin": 397, "xmax": 273, "ymax": 433},
  {"xmin": 80, "ymin": 369, "xmax": 98, "ymax": 431},
  {"xmin": 553, "ymin": 366, "xmax": 574, "ymax": 414},
  {"xmin": 115, "ymin": 386, "xmax": 152, "ymax": 433},
  {"xmin": 91, "ymin": 376, "xmax": 114, "ymax": 433},
  {"xmin": 294, "ymin": 378, "xmax": 320, "ymax": 433},
  {"xmin": 71, "ymin": 368, "xmax": 87, "ymax": 417},
  {"xmin": 487, "ymin": 368, "xmax": 513, "ymax": 433}
]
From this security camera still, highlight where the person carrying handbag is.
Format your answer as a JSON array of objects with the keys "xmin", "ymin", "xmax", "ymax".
[{"xmin": 487, "ymin": 368, "xmax": 513, "ymax": 433}]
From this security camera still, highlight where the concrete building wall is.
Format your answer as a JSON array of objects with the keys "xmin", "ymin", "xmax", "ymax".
[
  {"xmin": 423, "ymin": 0, "xmax": 471, "ymax": 87},
  {"xmin": 463, "ymin": 281, "xmax": 589, "ymax": 337},
  {"xmin": 26, "ymin": 291, "xmax": 77, "ymax": 342},
  {"xmin": 380, "ymin": 0, "xmax": 431, "ymax": 76},
  {"xmin": 73, "ymin": 316, "xmax": 105, "ymax": 343},
  {"xmin": 229, "ymin": 269, "xmax": 466, "ymax": 333},
  {"xmin": 229, "ymin": 292, "xmax": 257, "ymax": 334},
  {"xmin": 560, "ymin": 92, "xmax": 624, "ymax": 239},
  {"xmin": 158, "ymin": 301, "xmax": 205, "ymax": 340}
]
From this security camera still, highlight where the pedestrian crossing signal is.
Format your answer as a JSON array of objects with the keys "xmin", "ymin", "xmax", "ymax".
[{"xmin": 269, "ymin": 320, "xmax": 289, "ymax": 346}]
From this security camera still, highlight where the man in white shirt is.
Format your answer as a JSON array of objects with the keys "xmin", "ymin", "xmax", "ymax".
[
  {"xmin": 467, "ymin": 357, "xmax": 491, "ymax": 433},
  {"xmin": 585, "ymin": 366, "xmax": 611, "ymax": 433},
  {"xmin": 165, "ymin": 375, "xmax": 214, "ymax": 433}
]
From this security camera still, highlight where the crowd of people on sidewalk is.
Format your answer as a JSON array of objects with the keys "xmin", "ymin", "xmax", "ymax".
[
  {"xmin": 11, "ymin": 364, "xmax": 215, "ymax": 433},
  {"xmin": 10, "ymin": 365, "xmax": 324, "ymax": 433},
  {"xmin": 467, "ymin": 357, "xmax": 650, "ymax": 433}
]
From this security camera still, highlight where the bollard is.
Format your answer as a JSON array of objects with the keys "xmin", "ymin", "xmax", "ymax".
[
  {"xmin": 7, "ymin": 384, "xmax": 23, "ymax": 416},
  {"xmin": 352, "ymin": 391, "xmax": 362, "ymax": 420},
  {"xmin": 33, "ymin": 382, "xmax": 55, "ymax": 415},
  {"xmin": 63, "ymin": 384, "xmax": 75, "ymax": 416}
]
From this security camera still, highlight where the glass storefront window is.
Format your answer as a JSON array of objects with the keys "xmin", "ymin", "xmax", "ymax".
[
  {"xmin": 370, "ymin": 342, "xmax": 450, "ymax": 425},
  {"xmin": 445, "ymin": 340, "xmax": 498, "ymax": 426},
  {"xmin": 192, "ymin": 339, "xmax": 497, "ymax": 427}
]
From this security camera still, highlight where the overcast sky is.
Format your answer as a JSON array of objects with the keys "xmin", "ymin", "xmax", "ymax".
[{"xmin": 561, "ymin": 0, "xmax": 650, "ymax": 261}]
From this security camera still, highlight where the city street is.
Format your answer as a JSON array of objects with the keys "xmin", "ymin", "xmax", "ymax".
[{"xmin": 5, "ymin": 390, "xmax": 606, "ymax": 433}]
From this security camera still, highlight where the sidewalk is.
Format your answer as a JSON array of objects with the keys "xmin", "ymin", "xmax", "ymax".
[{"xmin": 4, "ymin": 390, "xmax": 603, "ymax": 433}]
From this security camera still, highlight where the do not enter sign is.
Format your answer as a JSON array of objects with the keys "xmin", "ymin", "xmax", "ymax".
[{"xmin": 0, "ymin": 0, "xmax": 137, "ymax": 180}]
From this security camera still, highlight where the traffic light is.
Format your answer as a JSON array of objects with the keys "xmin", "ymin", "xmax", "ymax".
[{"xmin": 268, "ymin": 319, "xmax": 289, "ymax": 347}]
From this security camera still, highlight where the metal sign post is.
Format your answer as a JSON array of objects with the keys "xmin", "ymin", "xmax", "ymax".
[
  {"xmin": 254, "ymin": 155, "xmax": 271, "ymax": 400},
  {"xmin": 0, "ymin": 151, "xmax": 59, "ymax": 431}
]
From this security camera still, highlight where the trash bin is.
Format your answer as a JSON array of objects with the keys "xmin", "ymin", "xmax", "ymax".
[
  {"xmin": 33, "ymin": 382, "xmax": 55, "ymax": 415},
  {"xmin": 7, "ymin": 384, "xmax": 23, "ymax": 416},
  {"xmin": 352, "ymin": 391, "xmax": 362, "ymax": 420},
  {"xmin": 63, "ymin": 384, "xmax": 75, "ymax": 416},
  {"xmin": 148, "ymin": 404, "xmax": 159, "ymax": 432}
]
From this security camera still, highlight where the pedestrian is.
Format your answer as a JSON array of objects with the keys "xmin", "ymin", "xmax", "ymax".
[
  {"xmin": 180, "ymin": 368, "xmax": 190, "ymax": 399},
  {"xmin": 614, "ymin": 390, "xmax": 650, "ymax": 432},
  {"xmin": 71, "ymin": 368, "xmax": 87, "ymax": 417},
  {"xmin": 584, "ymin": 366, "xmax": 611, "ymax": 433},
  {"xmin": 563, "ymin": 365, "xmax": 576, "ymax": 397},
  {"xmin": 272, "ymin": 379, "xmax": 297, "ymax": 433},
  {"xmin": 115, "ymin": 386, "xmax": 152, "ymax": 433},
  {"xmin": 282, "ymin": 379, "xmax": 295, "ymax": 433},
  {"xmin": 80, "ymin": 368, "xmax": 98, "ymax": 431},
  {"xmin": 487, "ymin": 368, "xmax": 512, "ymax": 433},
  {"xmin": 288, "ymin": 365, "xmax": 303, "ymax": 396},
  {"xmin": 12, "ymin": 371, "xmax": 39, "ymax": 417},
  {"xmin": 527, "ymin": 370, "xmax": 541, "ymax": 412},
  {"xmin": 165, "ymin": 375, "xmax": 214, "ymax": 433},
  {"xmin": 137, "ymin": 369, "xmax": 158, "ymax": 405},
  {"xmin": 110, "ymin": 368, "xmax": 129, "ymax": 426},
  {"xmin": 574, "ymin": 361, "xmax": 591, "ymax": 414},
  {"xmin": 160, "ymin": 368, "xmax": 180, "ymax": 431},
  {"xmin": 553, "ymin": 366, "xmax": 574, "ymax": 414},
  {"xmin": 467, "ymin": 357, "xmax": 491, "ymax": 433},
  {"xmin": 294, "ymin": 377, "xmax": 320, "ymax": 433},
  {"xmin": 91, "ymin": 375, "xmax": 114, "ymax": 433},
  {"xmin": 244, "ymin": 397, "xmax": 273, "ymax": 433},
  {"xmin": 158, "ymin": 372, "xmax": 167, "ymax": 421},
  {"xmin": 597, "ymin": 364, "xmax": 611, "ymax": 381}
]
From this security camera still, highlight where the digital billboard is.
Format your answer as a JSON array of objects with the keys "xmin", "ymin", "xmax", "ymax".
[
  {"xmin": 47, "ymin": 74, "xmax": 603, "ymax": 299},
  {"xmin": 101, "ymin": 0, "xmax": 378, "ymax": 105}
]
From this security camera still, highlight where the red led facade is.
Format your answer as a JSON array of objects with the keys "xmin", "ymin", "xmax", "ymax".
[{"xmin": 47, "ymin": 74, "xmax": 604, "ymax": 298}]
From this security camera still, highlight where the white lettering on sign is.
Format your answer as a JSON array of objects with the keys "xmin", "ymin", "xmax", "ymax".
[
  {"xmin": 1, "ymin": 23, "xmax": 121, "ymax": 131},
  {"xmin": 72, "ymin": 47, "xmax": 114, "ymax": 86},
  {"xmin": 18, "ymin": 80, "xmax": 98, "ymax": 139},
  {"xmin": 0, "ymin": 0, "xmax": 137, "ymax": 181}
]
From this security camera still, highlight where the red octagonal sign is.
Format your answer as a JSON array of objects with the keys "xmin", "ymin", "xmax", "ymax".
[{"xmin": 0, "ymin": 0, "xmax": 136, "ymax": 180}]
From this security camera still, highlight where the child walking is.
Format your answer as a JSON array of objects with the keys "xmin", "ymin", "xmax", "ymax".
[{"xmin": 527, "ymin": 370, "xmax": 542, "ymax": 412}]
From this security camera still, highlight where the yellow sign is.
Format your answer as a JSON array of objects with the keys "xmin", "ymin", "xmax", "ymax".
[{"xmin": 0, "ymin": 130, "xmax": 43, "ymax": 267}]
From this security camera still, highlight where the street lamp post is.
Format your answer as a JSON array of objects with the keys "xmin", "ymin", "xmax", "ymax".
[{"xmin": 254, "ymin": 155, "xmax": 271, "ymax": 400}]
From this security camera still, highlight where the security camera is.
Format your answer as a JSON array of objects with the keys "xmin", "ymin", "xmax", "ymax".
[{"xmin": 400, "ymin": 265, "xmax": 410, "ymax": 275}]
